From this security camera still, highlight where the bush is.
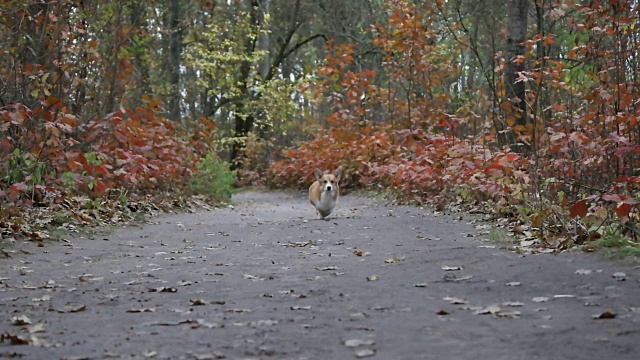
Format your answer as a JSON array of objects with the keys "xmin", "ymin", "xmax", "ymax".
[{"xmin": 189, "ymin": 154, "xmax": 235, "ymax": 202}]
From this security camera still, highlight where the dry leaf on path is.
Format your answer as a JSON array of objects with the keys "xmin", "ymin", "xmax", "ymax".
[
  {"xmin": 127, "ymin": 308, "xmax": 156, "ymax": 313},
  {"xmin": 315, "ymin": 266, "xmax": 337, "ymax": 271},
  {"xmin": 593, "ymin": 311, "xmax": 616, "ymax": 319},
  {"xmin": 344, "ymin": 339, "xmax": 375, "ymax": 347},
  {"xmin": 502, "ymin": 301, "xmax": 524, "ymax": 307},
  {"xmin": 474, "ymin": 305, "xmax": 501, "ymax": 315},
  {"xmin": 11, "ymin": 315, "xmax": 31, "ymax": 326},
  {"xmin": 354, "ymin": 348, "xmax": 376, "ymax": 358},
  {"xmin": 442, "ymin": 265, "xmax": 463, "ymax": 271},
  {"xmin": 149, "ymin": 287, "xmax": 177, "ymax": 293},
  {"xmin": 612, "ymin": 272, "xmax": 626, "ymax": 281},
  {"xmin": 452, "ymin": 275, "xmax": 473, "ymax": 282},
  {"xmin": 575, "ymin": 269, "xmax": 592, "ymax": 275},
  {"xmin": 532, "ymin": 297, "xmax": 549, "ymax": 303},
  {"xmin": 443, "ymin": 296, "xmax": 468, "ymax": 305},
  {"xmin": 366, "ymin": 275, "xmax": 380, "ymax": 281},
  {"xmin": 0, "ymin": 332, "xmax": 30, "ymax": 345},
  {"xmin": 28, "ymin": 323, "xmax": 45, "ymax": 334},
  {"xmin": 496, "ymin": 311, "xmax": 521, "ymax": 318}
]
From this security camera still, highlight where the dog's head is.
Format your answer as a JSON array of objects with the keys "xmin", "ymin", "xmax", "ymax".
[{"xmin": 314, "ymin": 167, "xmax": 342, "ymax": 192}]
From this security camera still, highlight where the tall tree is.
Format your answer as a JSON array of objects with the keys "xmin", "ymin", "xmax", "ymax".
[
  {"xmin": 168, "ymin": 0, "xmax": 182, "ymax": 122},
  {"xmin": 505, "ymin": 0, "xmax": 529, "ymax": 150}
]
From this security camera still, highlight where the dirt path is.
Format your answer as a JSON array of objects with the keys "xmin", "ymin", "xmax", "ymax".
[{"xmin": 1, "ymin": 190, "xmax": 639, "ymax": 360}]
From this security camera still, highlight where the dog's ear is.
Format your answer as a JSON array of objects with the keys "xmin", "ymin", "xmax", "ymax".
[
  {"xmin": 335, "ymin": 166, "xmax": 342, "ymax": 180},
  {"xmin": 314, "ymin": 168, "xmax": 323, "ymax": 180}
]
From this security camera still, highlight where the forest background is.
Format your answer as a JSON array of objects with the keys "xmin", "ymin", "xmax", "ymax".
[{"xmin": 1, "ymin": 0, "xmax": 639, "ymax": 254}]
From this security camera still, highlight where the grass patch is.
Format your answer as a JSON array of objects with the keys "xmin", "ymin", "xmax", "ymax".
[
  {"xmin": 596, "ymin": 235, "xmax": 640, "ymax": 257},
  {"xmin": 488, "ymin": 228, "xmax": 511, "ymax": 244}
]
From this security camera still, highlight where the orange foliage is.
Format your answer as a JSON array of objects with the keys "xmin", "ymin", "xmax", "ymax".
[{"xmin": 270, "ymin": 0, "xmax": 640, "ymax": 247}]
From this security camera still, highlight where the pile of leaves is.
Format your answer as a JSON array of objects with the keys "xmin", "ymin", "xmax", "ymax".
[{"xmin": 0, "ymin": 99, "xmax": 230, "ymax": 242}]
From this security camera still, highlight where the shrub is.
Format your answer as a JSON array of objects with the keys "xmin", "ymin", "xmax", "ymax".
[{"xmin": 189, "ymin": 153, "xmax": 235, "ymax": 202}]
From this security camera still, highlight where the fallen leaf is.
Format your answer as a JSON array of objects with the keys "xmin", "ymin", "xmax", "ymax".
[
  {"xmin": 315, "ymin": 266, "xmax": 337, "ymax": 271},
  {"xmin": 62, "ymin": 305, "xmax": 87, "ymax": 313},
  {"xmin": 366, "ymin": 275, "xmax": 380, "ymax": 281},
  {"xmin": 226, "ymin": 308, "xmax": 251, "ymax": 313},
  {"xmin": 147, "ymin": 319, "xmax": 223, "ymax": 328},
  {"xmin": 29, "ymin": 323, "xmax": 45, "ymax": 334},
  {"xmin": 441, "ymin": 265, "xmax": 463, "ymax": 271},
  {"xmin": 242, "ymin": 273, "xmax": 262, "ymax": 280},
  {"xmin": 344, "ymin": 339, "xmax": 375, "ymax": 347},
  {"xmin": 143, "ymin": 350, "xmax": 158, "ymax": 358},
  {"xmin": 436, "ymin": 310, "xmax": 449, "ymax": 315},
  {"xmin": 12, "ymin": 315, "xmax": 32, "ymax": 325},
  {"xmin": 496, "ymin": 311, "xmax": 521, "ymax": 318},
  {"xmin": 0, "ymin": 332, "xmax": 30, "ymax": 345},
  {"xmin": 384, "ymin": 257, "xmax": 399, "ymax": 264},
  {"xmin": 443, "ymin": 296, "xmax": 468, "ymax": 305},
  {"xmin": 127, "ymin": 308, "xmax": 156, "ymax": 313},
  {"xmin": 520, "ymin": 240, "xmax": 535, "ymax": 247},
  {"xmin": 290, "ymin": 306, "xmax": 311, "ymax": 311},
  {"xmin": 354, "ymin": 250, "xmax": 371, "ymax": 257},
  {"xmin": 502, "ymin": 301, "xmax": 524, "ymax": 307},
  {"xmin": 593, "ymin": 311, "xmax": 616, "ymax": 319},
  {"xmin": 414, "ymin": 283, "xmax": 427, "ymax": 288},
  {"xmin": 190, "ymin": 299, "xmax": 207, "ymax": 306},
  {"xmin": 575, "ymin": 269, "xmax": 592, "ymax": 275},
  {"xmin": 354, "ymin": 348, "xmax": 376, "ymax": 358},
  {"xmin": 532, "ymin": 297, "xmax": 549, "ymax": 303},
  {"xmin": 612, "ymin": 272, "xmax": 626, "ymax": 281},
  {"xmin": 505, "ymin": 282, "xmax": 521, "ymax": 286},
  {"xmin": 149, "ymin": 287, "xmax": 177, "ymax": 293},
  {"xmin": 32, "ymin": 295, "xmax": 51, "ymax": 302},
  {"xmin": 474, "ymin": 305, "xmax": 501, "ymax": 315},
  {"xmin": 452, "ymin": 275, "xmax": 473, "ymax": 282}
]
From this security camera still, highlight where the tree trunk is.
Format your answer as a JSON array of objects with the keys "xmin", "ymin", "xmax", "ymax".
[
  {"xmin": 129, "ymin": 2, "xmax": 150, "ymax": 109},
  {"xmin": 505, "ymin": 0, "xmax": 529, "ymax": 151},
  {"xmin": 230, "ymin": 0, "xmax": 259, "ymax": 168},
  {"xmin": 168, "ymin": 0, "xmax": 182, "ymax": 122}
]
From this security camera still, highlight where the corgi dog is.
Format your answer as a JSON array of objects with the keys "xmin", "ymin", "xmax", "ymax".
[{"xmin": 309, "ymin": 167, "xmax": 342, "ymax": 219}]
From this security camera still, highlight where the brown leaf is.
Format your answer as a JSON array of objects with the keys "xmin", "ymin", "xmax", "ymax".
[
  {"xmin": 11, "ymin": 315, "xmax": 32, "ymax": 326},
  {"xmin": 436, "ymin": 310, "xmax": 449, "ymax": 315},
  {"xmin": 0, "ymin": 332, "xmax": 30, "ymax": 345},
  {"xmin": 593, "ymin": 311, "xmax": 616, "ymax": 319}
]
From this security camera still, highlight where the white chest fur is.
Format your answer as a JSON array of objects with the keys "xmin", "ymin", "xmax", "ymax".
[{"xmin": 316, "ymin": 190, "xmax": 337, "ymax": 214}]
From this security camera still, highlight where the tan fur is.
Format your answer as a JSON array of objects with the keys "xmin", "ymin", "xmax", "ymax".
[{"xmin": 308, "ymin": 167, "xmax": 342, "ymax": 219}]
